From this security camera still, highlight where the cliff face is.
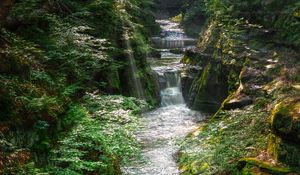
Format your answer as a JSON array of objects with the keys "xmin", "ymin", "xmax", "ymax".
[{"xmin": 180, "ymin": 0, "xmax": 300, "ymax": 174}]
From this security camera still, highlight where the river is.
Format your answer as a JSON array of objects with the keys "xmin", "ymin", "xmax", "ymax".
[{"xmin": 123, "ymin": 20, "xmax": 204, "ymax": 175}]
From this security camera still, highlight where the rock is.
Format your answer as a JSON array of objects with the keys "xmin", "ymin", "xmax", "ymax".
[
  {"xmin": 240, "ymin": 67, "xmax": 263, "ymax": 84},
  {"xmin": 268, "ymin": 134, "xmax": 300, "ymax": 168},
  {"xmin": 267, "ymin": 100, "xmax": 300, "ymax": 169},
  {"xmin": 223, "ymin": 96, "xmax": 253, "ymax": 110},
  {"xmin": 181, "ymin": 75, "xmax": 193, "ymax": 102},
  {"xmin": 188, "ymin": 64, "xmax": 229, "ymax": 113},
  {"xmin": 169, "ymin": 48, "xmax": 184, "ymax": 54},
  {"xmin": 238, "ymin": 157, "xmax": 294, "ymax": 175},
  {"xmin": 181, "ymin": 66, "xmax": 202, "ymax": 102},
  {"xmin": 240, "ymin": 66, "xmax": 273, "ymax": 95},
  {"xmin": 270, "ymin": 101, "xmax": 300, "ymax": 142}
]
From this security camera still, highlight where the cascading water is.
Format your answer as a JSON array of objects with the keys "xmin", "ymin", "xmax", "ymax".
[
  {"xmin": 123, "ymin": 19, "xmax": 203, "ymax": 175},
  {"xmin": 159, "ymin": 70, "xmax": 184, "ymax": 106}
]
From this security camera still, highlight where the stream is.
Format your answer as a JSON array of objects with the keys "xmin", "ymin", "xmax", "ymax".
[{"xmin": 123, "ymin": 20, "xmax": 204, "ymax": 175}]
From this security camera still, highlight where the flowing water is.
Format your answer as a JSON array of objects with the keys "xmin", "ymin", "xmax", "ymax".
[{"xmin": 123, "ymin": 20, "xmax": 203, "ymax": 175}]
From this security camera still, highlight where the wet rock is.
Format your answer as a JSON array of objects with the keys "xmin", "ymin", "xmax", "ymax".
[
  {"xmin": 181, "ymin": 75, "xmax": 194, "ymax": 102},
  {"xmin": 149, "ymin": 70, "xmax": 162, "ymax": 105},
  {"xmin": 149, "ymin": 49, "xmax": 161, "ymax": 58},
  {"xmin": 169, "ymin": 48, "xmax": 184, "ymax": 54},
  {"xmin": 223, "ymin": 96, "xmax": 253, "ymax": 110},
  {"xmin": 181, "ymin": 66, "xmax": 202, "ymax": 102}
]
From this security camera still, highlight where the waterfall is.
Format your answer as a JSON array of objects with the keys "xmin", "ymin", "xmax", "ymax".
[
  {"xmin": 160, "ymin": 70, "xmax": 184, "ymax": 106},
  {"xmin": 123, "ymin": 31, "xmax": 145, "ymax": 99}
]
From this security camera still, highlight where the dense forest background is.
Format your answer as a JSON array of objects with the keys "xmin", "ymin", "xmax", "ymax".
[{"xmin": 1, "ymin": 0, "xmax": 300, "ymax": 174}]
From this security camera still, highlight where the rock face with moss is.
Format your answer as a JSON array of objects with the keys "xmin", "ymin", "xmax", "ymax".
[
  {"xmin": 269, "ymin": 100, "xmax": 300, "ymax": 167},
  {"xmin": 179, "ymin": 0, "xmax": 300, "ymax": 174}
]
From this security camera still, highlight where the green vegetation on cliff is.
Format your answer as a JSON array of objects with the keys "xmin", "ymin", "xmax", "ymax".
[
  {"xmin": 179, "ymin": 0, "xmax": 300, "ymax": 174},
  {"xmin": 0, "ymin": 0, "xmax": 159, "ymax": 173},
  {"xmin": 1, "ymin": 0, "xmax": 300, "ymax": 174}
]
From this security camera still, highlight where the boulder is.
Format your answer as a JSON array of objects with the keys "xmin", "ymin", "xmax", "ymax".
[
  {"xmin": 268, "ymin": 134, "xmax": 300, "ymax": 167},
  {"xmin": 223, "ymin": 95, "xmax": 253, "ymax": 110},
  {"xmin": 270, "ymin": 101, "xmax": 300, "ymax": 142},
  {"xmin": 238, "ymin": 157, "xmax": 295, "ymax": 175}
]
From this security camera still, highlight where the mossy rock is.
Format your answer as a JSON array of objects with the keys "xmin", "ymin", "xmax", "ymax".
[
  {"xmin": 270, "ymin": 101, "xmax": 300, "ymax": 142},
  {"xmin": 223, "ymin": 95, "xmax": 253, "ymax": 110},
  {"xmin": 238, "ymin": 158, "xmax": 294, "ymax": 175},
  {"xmin": 268, "ymin": 134, "xmax": 300, "ymax": 168}
]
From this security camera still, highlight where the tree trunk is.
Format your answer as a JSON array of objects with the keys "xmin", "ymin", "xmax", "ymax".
[{"xmin": 0, "ymin": 0, "xmax": 13, "ymax": 26}]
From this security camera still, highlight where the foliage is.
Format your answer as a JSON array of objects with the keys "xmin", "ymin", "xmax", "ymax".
[
  {"xmin": 49, "ymin": 95, "xmax": 147, "ymax": 174},
  {"xmin": 1, "ymin": 0, "xmax": 158, "ymax": 173},
  {"xmin": 180, "ymin": 106, "xmax": 269, "ymax": 174},
  {"xmin": 208, "ymin": 0, "xmax": 300, "ymax": 46}
]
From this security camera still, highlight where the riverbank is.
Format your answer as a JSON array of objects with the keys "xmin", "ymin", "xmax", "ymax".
[{"xmin": 178, "ymin": 1, "xmax": 300, "ymax": 174}]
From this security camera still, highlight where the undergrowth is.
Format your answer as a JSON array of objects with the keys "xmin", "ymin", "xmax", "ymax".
[
  {"xmin": 4, "ymin": 94, "xmax": 149, "ymax": 174},
  {"xmin": 179, "ymin": 106, "xmax": 268, "ymax": 174}
]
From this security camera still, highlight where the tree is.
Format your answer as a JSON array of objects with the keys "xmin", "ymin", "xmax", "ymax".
[{"xmin": 0, "ymin": 0, "xmax": 13, "ymax": 26}]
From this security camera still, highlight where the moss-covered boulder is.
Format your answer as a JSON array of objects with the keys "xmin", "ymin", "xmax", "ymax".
[
  {"xmin": 268, "ymin": 100, "xmax": 300, "ymax": 168},
  {"xmin": 270, "ymin": 101, "xmax": 300, "ymax": 142},
  {"xmin": 223, "ymin": 95, "xmax": 253, "ymax": 110},
  {"xmin": 268, "ymin": 134, "xmax": 300, "ymax": 168},
  {"xmin": 187, "ymin": 63, "xmax": 229, "ymax": 113},
  {"xmin": 238, "ymin": 158, "xmax": 294, "ymax": 175}
]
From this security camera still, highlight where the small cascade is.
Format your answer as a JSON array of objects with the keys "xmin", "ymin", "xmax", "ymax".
[
  {"xmin": 123, "ymin": 30, "xmax": 145, "ymax": 99},
  {"xmin": 160, "ymin": 71, "xmax": 184, "ymax": 106},
  {"xmin": 151, "ymin": 20, "xmax": 197, "ymax": 49}
]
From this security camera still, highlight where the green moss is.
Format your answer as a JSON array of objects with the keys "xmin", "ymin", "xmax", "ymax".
[
  {"xmin": 239, "ymin": 158, "xmax": 293, "ymax": 175},
  {"xmin": 198, "ymin": 63, "xmax": 211, "ymax": 92},
  {"xmin": 268, "ymin": 134, "xmax": 300, "ymax": 168},
  {"xmin": 171, "ymin": 13, "xmax": 183, "ymax": 23},
  {"xmin": 268, "ymin": 134, "xmax": 300, "ymax": 167},
  {"xmin": 181, "ymin": 56, "xmax": 193, "ymax": 64},
  {"xmin": 270, "ymin": 101, "xmax": 300, "ymax": 141},
  {"xmin": 227, "ymin": 69, "xmax": 240, "ymax": 94}
]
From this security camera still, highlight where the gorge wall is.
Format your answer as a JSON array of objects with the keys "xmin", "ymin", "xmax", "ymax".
[{"xmin": 179, "ymin": 0, "xmax": 300, "ymax": 174}]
